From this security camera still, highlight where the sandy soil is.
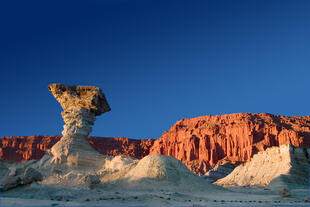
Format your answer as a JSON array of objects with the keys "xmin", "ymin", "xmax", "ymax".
[
  {"xmin": 1, "ymin": 155, "xmax": 309, "ymax": 207},
  {"xmin": 1, "ymin": 182, "xmax": 309, "ymax": 207}
]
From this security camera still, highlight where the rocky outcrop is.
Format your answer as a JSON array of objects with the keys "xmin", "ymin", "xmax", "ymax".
[
  {"xmin": 2, "ymin": 113, "xmax": 310, "ymax": 175},
  {"xmin": 0, "ymin": 136, "xmax": 61, "ymax": 161},
  {"xmin": 0, "ymin": 136, "xmax": 153, "ymax": 162},
  {"xmin": 0, "ymin": 175, "xmax": 21, "ymax": 191},
  {"xmin": 83, "ymin": 174, "xmax": 100, "ymax": 189},
  {"xmin": 214, "ymin": 145, "xmax": 310, "ymax": 188},
  {"xmin": 0, "ymin": 166, "xmax": 43, "ymax": 191},
  {"xmin": 22, "ymin": 167, "xmax": 43, "ymax": 185},
  {"xmin": 150, "ymin": 113, "xmax": 310, "ymax": 175},
  {"xmin": 48, "ymin": 83, "xmax": 111, "ymax": 167}
]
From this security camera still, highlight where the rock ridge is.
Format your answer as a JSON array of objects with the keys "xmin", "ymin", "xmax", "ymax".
[
  {"xmin": 0, "ymin": 136, "xmax": 154, "ymax": 162},
  {"xmin": 150, "ymin": 113, "xmax": 310, "ymax": 175},
  {"xmin": 1, "ymin": 113, "xmax": 310, "ymax": 175}
]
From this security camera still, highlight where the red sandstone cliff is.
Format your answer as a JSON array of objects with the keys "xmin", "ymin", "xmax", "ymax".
[
  {"xmin": 150, "ymin": 113, "xmax": 310, "ymax": 174},
  {"xmin": 1, "ymin": 113, "xmax": 310, "ymax": 175},
  {"xmin": 88, "ymin": 137, "xmax": 153, "ymax": 159},
  {"xmin": 0, "ymin": 136, "xmax": 61, "ymax": 162},
  {"xmin": 0, "ymin": 136, "xmax": 153, "ymax": 162}
]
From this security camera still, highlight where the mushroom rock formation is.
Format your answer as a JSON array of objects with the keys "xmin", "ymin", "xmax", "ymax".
[{"xmin": 48, "ymin": 83, "xmax": 111, "ymax": 167}]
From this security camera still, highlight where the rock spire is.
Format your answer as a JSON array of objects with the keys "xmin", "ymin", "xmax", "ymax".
[{"xmin": 48, "ymin": 83, "xmax": 110, "ymax": 167}]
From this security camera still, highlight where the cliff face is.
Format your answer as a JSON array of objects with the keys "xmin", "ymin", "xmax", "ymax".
[
  {"xmin": 149, "ymin": 113, "xmax": 310, "ymax": 175},
  {"xmin": 0, "ymin": 136, "xmax": 61, "ymax": 162},
  {"xmin": 88, "ymin": 137, "xmax": 154, "ymax": 159},
  {"xmin": 1, "ymin": 113, "xmax": 310, "ymax": 175},
  {"xmin": 0, "ymin": 136, "xmax": 153, "ymax": 162}
]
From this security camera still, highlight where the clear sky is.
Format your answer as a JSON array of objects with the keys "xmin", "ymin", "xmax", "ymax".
[{"xmin": 1, "ymin": 0, "xmax": 310, "ymax": 139}]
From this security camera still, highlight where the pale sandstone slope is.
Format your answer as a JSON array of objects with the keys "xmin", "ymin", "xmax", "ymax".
[
  {"xmin": 98, "ymin": 154, "xmax": 221, "ymax": 192},
  {"xmin": 215, "ymin": 145, "xmax": 310, "ymax": 187}
]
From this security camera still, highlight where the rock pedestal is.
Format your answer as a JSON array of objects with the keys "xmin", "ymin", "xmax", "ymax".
[{"xmin": 48, "ymin": 83, "xmax": 110, "ymax": 167}]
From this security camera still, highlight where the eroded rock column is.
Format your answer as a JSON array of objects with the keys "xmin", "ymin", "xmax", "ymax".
[{"xmin": 48, "ymin": 83, "xmax": 110, "ymax": 167}]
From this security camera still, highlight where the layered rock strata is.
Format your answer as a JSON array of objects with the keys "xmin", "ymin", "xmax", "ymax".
[
  {"xmin": 150, "ymin": 113, "xmax": 310, "ymax": 175},
  {"xmin": 214, "ymin": 145, "xmax": 310, "ymax": 187},
  {"xmin": 0, "ymin": 136, "xmax": 154, "ymax": 162},
  {"xmin": 1, "ymin": 113, "xmax": 310, "ymax": 175},
  {"xmin": 48, "ymin": 83, "xmax": 110, "ymax": 167}
]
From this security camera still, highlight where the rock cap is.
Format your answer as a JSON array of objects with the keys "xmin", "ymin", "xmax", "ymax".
[{"xmin": 48, "ymin": 83, "xmax": 111, "ymax": 115}]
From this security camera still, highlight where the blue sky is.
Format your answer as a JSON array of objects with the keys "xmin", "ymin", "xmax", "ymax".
[{"xmin": 1, "ymin": 0, "xmax": 310, "ymax": 139}]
